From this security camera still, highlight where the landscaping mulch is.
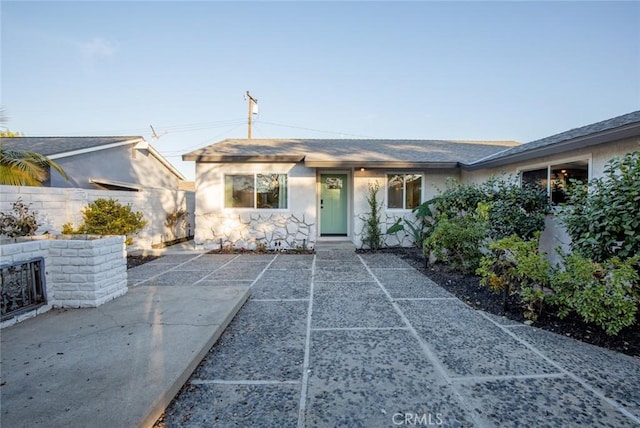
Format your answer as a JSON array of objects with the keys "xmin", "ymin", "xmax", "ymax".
[
  {"xmin": 367, "ymin": 247, "xmax": 640, "ymax": 359},
  {"xmin": 127, "ymin": 255, "xmax": 162, "ymax": 269}
]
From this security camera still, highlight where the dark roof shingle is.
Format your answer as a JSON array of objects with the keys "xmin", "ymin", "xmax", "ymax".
[
  {"xmin": 0, "ymin": 136, "xmax": 143, "ymax": 156},
  {"xmin": 471, "ymin": 110, "xmax": 640, "ymax": 167},
  {"xmin": 183, "ymin": 139, "xmax": 519, "ymax": 167}
]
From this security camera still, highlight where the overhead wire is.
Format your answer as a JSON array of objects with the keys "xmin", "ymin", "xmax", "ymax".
[{"xmin": 255, "ymin": 120, "xmax": 375, "ymax": 139}]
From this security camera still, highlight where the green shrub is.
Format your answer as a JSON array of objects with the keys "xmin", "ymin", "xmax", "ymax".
[
  {"xmin": 423, "ymin": 212, "xmax": 487, "ymax": 273},
  {"xmin": 550, "ymin": 253, "xmax": 639, "ymax": 335},
  {"xmin": 481, "ymin": 176, "xmax": 550, "ymax": 240},
  {"xmin": 0, "ymin": 199, "xmax": 39, "ymax": 237},
  {"xmin": 562, "ymin": 149, "xmax": 640, "ymax": 262},
  {"xmin": 66, "ymin": 198, "xmax": 147, "ymax": 245},
  {"xmin": 428, "ymin": 178, "xmax": 485, "ymax": 219},
  {"xmin": 405, "ymin": 175, "xmax": 549, "ymax": 255},
  {"xmin": 477, "ymin": 233, "xmax": 552, "ymax": 320}
]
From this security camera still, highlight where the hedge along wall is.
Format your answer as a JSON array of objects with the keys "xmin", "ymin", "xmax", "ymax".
[{"xmin": 0, "ymin": 185, "xmax": 195, "ymax": 249}]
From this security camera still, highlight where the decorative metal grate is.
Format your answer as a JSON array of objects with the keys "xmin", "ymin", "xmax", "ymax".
[{"xmin": 1, "ymin": 258, "xmax": 47, "ymax": 321}]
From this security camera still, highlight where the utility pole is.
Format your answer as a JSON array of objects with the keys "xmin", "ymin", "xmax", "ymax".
[{"xmin": 246, "ymin": 91, "xmax": 258, "ymax": 139}]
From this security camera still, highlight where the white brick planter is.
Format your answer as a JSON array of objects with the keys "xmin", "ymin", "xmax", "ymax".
[{"xmin": 1, "ymin": 235, "xmax": 127, "ymax": 328}]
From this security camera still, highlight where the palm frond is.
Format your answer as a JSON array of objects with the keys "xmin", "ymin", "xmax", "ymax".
[{"xmin": 0, "ymin": 148, "xmax": 63, "ymax": 186}]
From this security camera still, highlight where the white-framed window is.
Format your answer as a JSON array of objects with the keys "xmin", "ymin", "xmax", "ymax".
[
  {"xmin": 387, "ymin": 173, "xmax": 422, "ymax": 209},
  {"xmin": 224, "ymin": 173, "xmax": 288, "ymax": 209},
  {"xmin": 521, "ymin": 159, "xmax": 589, "ymax": 204}
]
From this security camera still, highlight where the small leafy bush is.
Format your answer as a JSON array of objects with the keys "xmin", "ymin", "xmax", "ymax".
[
  {"xmin": 550, "ymin": 253, "xmax": 639, "ymax": 336},
  {"xmin": 0, "ymin": 199, "xmax": 39, "ymax": 237},
  {"xmin": 423, "ymin": 211, "xmax": 488, "ymax": 273},
  {"xmin": 65, "ymin": 198, "xmax": 147, "ymax": 245},
  {"xmin": 405, "ymin": 175, "xmax": 549, "ymax": 254},
  {"xmin": 477, "ymin": 233, "xmax": 552, "ymax": 320},
  {"xmin": 562, "ymin": 149, "xmax": 640, "ymax": 262},
  {"xmin": 481, "ymin": 176, "xmax": 550, "ymax": 240},
  {"xmin": 386, "ymin": 201, "xmax": 437, "ymax": 248},
  {"xmin": 428, "ymin": 178, "xmax": 485, "ymax": 219}
]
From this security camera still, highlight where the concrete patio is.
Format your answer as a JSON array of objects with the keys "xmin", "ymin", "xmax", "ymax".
[
  {"xmin": 157, "ymin": 245, "xmax": 640, "ymax": 427},
  {"xmin": 1, "ymin": 243, "xmax": 639, "ymax": 427}
]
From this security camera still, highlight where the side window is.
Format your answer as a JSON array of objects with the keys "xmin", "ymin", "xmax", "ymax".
[
  {"xmin": 387, "ymin": 174, "xmax": 423, "ymax": 209},
  {"xmin": 257, "ymin": 173, "xmax": 288, "ymax": 209},
  {"xmin": 521, "ymin": 160, "xmax": 589, "ymax": 204},
  {"xmin": 550, "ymin": 161, "xmax": 589, "ymax": 204},
  {"xmin": 225, "ymin": 174, "xmax": 254, "ymax": 208},
  {"xmin": 225, "ymin": 174, "xmax": 289, "ymax": 209}
]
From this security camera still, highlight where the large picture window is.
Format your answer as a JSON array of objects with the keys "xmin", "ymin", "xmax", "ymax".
[
  {"xmin": 521, "ymin": 159, "xmax": 589, "ymax": 204},
  {"xmin": 225, "ymin": 173, "xmax": 288, "ymax": 209},
  {"xmin": 387, "ymin": 174, "xmax": 422, "ymax": 209}
]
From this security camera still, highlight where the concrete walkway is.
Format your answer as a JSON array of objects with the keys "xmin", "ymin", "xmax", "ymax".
[
  {"xmin": 158, "ymin": 245, "xmax": 640, "ymax": 427},
  {"xmin": 0, "ymin": 251, "xmax": 250, "ymax": 428},
  {"xmin": 2, "ymin": 245, "xmax": 639, "ymax": 427}
]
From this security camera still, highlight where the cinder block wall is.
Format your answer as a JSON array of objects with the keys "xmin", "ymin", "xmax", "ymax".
[{"xmin": 1, "ymin": 236, "xmax": 127, "ymax": 328}]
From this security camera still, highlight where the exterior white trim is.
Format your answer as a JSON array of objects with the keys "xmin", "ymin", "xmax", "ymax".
[{"xmin": 47, "ymin": 138, "xmax": 144, "ymax": 160}]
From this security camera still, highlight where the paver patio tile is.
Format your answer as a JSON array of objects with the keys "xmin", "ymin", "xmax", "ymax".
[
  {"xmin": 358, "ymin": 253, "xmax": 414, "ymax": 269},
  {"xmin": 210, "ymin": 265, "xmax": 268, "ymax": 280},
  {"xmin": 372, "ymin": 268, "xmax": 455, "ymax": 299},
  {"xmin": 507, "ymin": 325, "xmax": 640, "ymax": 418},
  {"xmin": 226, "ymin": 254, "xmax": 276, "ymax": 263},
  {"xmin": 312, "ymin": 281, "xmax": 402, "ymax": 328},
  {"xmin": 314, "ymin": 262, "xmax": 371, "ymax": 282},
  {"xmin": 192, "ymin": 300, "xmax": 307, "ymax": 381},
  {"xmin": 144, "ymin": 254, "xmax": 201, "ymax": 264},
  {"xmin": 456, "ymin": 376, "xmax": 636, "ymax": 427},
  {"xmin": 268, "ymin": 257, "xmax": 314, "ymax": 270},
  {"xmin": 177, "ymin": 254, "xmax": 238, "ymax": 269},
  {"xmin": 141, "ymin": 270, "xmax": 212, "ymax": 286},
  {"xmin": 251, "ymin": 278, "xmax": 311, "ymax": 300},
  {"xmin": 195, "ymin": 280, "xmax": 254, "ymax": 288},
  {"xmin": 398, "ymin": 299, "xmax": 559, "ymax": 377},
  {"xmin": 160, "ymin": 383, "xmax": 299, "ymax": 428},
  {"xmin": 305, "ymin": 329, "xmax": 476, "ymax": 427},
  {"xmin": 315, "ymin": 250, "xmax": 360, "ymax": 260}
]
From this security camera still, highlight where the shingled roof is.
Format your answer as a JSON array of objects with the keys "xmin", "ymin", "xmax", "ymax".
[
  {"xmin": 0, "ymin": 136, "xmax": 186, "ymax": 180},
  {"xmin": 469, "ymin": 110, "xmax": 640, "ymax": 169},
  {"xmin": 0, "ymin": 136, "xmax": 143, "ymax": 157},
  {"xmin": 183, "ymin": 139, "xmax": 520, "ymax": 168}
]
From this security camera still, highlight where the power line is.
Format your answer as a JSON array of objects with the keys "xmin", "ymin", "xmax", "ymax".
[{"xmin": 255, "ymin": 120, "xmax": 375, "ymax": 139}]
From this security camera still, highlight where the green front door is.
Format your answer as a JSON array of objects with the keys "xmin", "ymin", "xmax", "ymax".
[{"xmin": 320, "ymin": 174, "xmax": 348, "ymax": 236}]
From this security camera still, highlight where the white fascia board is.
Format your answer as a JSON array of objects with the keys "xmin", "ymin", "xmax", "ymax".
[
  {"xmin": 146, "ymin": 144, "xmax": 187, "ymax": 181},
  {"xmin": 47, "ymin": 138, "xmax": 145, "ymax": 160}
]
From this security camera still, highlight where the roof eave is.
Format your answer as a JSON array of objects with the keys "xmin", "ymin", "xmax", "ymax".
[
  {"xmin": 465, "ymin": 123, "xmax": 640, "ymax": 171},
  {"xmin": 145, "ymin": 144, "xmax": 187, "ymax": 181},
  {"xmin": 304, "ymin": 160, "xmax": 460, "ymax": 169},
  {"xmin": 183, "ymin": 154, "xmax": 305, "ymax": 163},
  {"xmin": 47, "ymin": 137, "xmax": 145, "ymax": 159}
]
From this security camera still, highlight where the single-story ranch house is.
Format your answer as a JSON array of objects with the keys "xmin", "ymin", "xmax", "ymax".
[{"xmin": 183, "ymin": 110, "xmax": 640, "ymax": 252}]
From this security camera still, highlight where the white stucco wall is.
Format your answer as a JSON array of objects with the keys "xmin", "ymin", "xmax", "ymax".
[{"xmin": 194, "ymin": 162, "xmax": 317, "ymax": 250}]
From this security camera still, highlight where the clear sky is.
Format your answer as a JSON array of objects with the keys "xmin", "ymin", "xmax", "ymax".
[{"xmin": 2, "ymin": 1, "xmax": 639, "ymax": 180}]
